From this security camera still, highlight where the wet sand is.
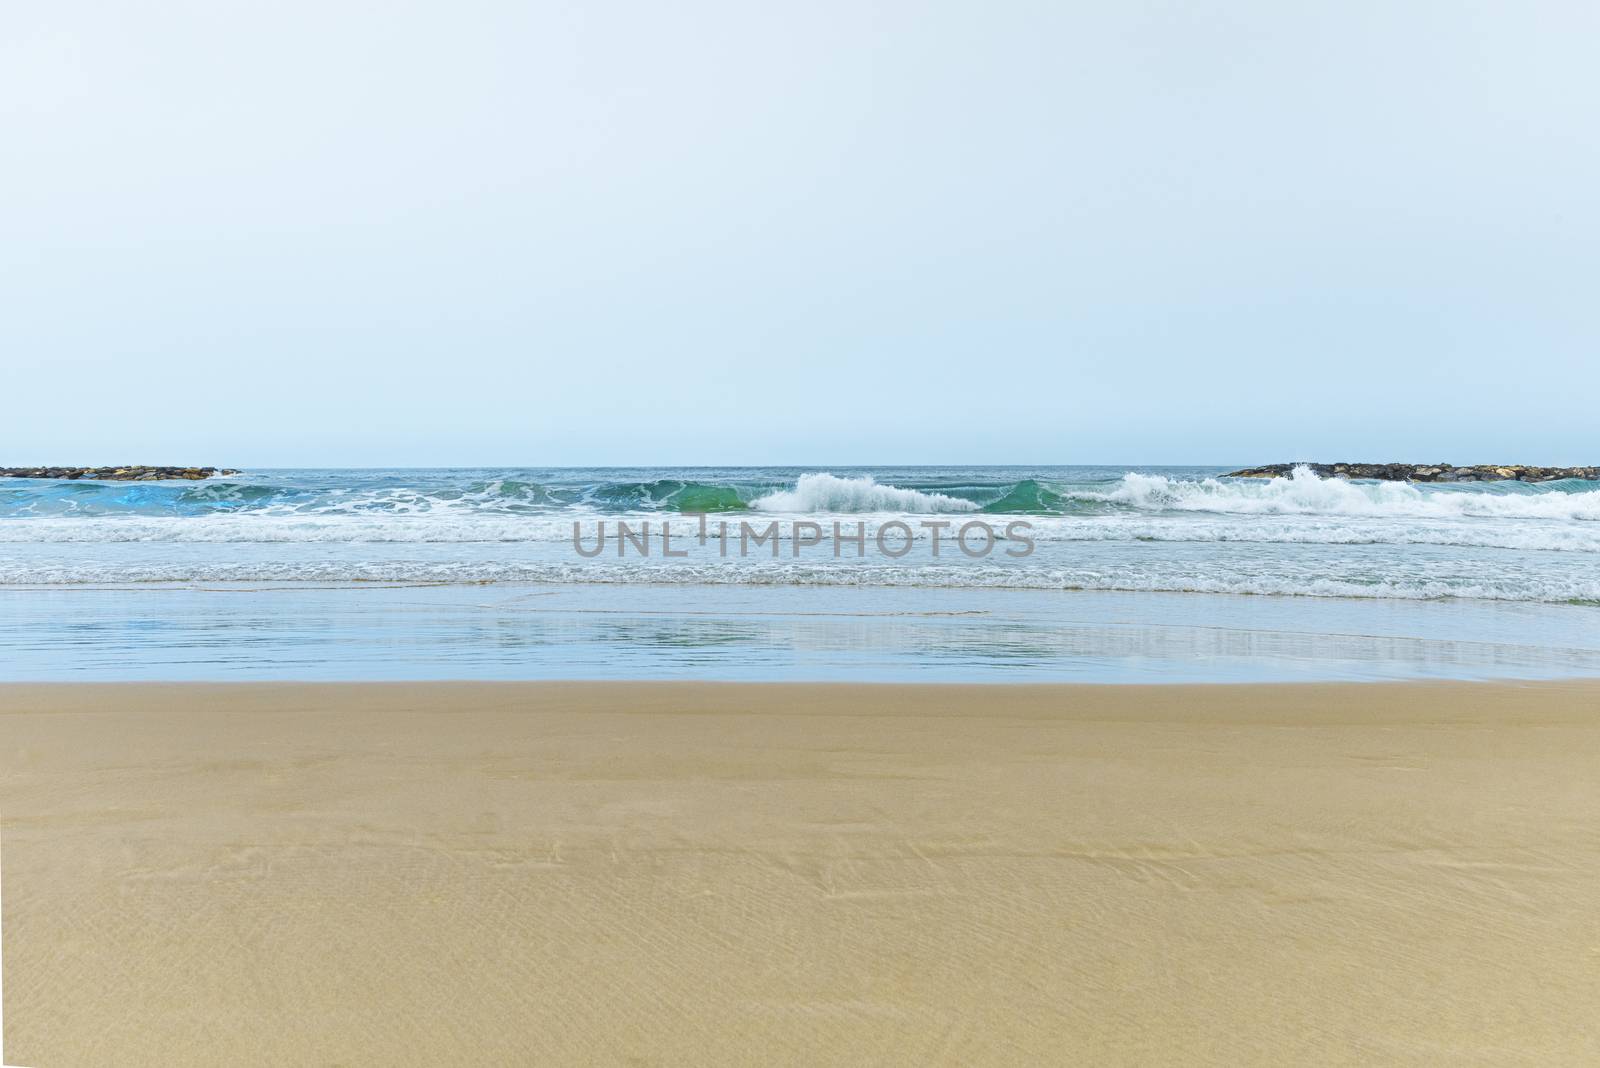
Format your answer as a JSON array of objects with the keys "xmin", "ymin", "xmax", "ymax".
[{"xmin": 4, "ymin": 681, "xmax": 1598, "ymax": 1066}]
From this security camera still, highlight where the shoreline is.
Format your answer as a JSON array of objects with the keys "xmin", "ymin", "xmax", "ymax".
[
  {"xmin": 7, "ymin": 583, "xmax": 1599, "ymax": 685},
  {"xmin": 6, "ymin": 680, "xmax": 1598, "ymax": 1065},
  {"xmin": 4, "ymin": 674, "xmax": 1597, "ymax": 689}
]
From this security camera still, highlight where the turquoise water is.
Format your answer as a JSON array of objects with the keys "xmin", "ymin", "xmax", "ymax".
[
  {"xmin": 5, "ymin": 465, "xmax": 1600, "ymax": 600},
  {"xmin": 4, "ymin": 466, "xmax": 1599, "ymax": 681}
]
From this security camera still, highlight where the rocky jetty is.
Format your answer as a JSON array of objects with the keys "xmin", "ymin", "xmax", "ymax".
[
  {"xmin": 1225, "ymin": 462, "xmax": 1599, "ymax": 483},
  {"xmin": 0, "ymin": 466, "xmax": 239, "ymax": 481}
]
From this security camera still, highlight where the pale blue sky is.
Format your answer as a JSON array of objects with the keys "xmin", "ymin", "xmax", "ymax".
[{"xmin": 3, "ymin": 1, "xmax": 1596, "ymax": 466}]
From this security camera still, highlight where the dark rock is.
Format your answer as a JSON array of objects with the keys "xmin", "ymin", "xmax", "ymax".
[
  {"xmin": 0, "ymin": 466, "xmax": 239, "ymax": 481},
  {"xmin": 1224, "ymin": 463, "xmax": 1600, "ymax": 483}
]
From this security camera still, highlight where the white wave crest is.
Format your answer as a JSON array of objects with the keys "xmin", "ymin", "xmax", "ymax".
[
  {"xmin": 1096, "ymin": 466, "xmax": 1600, "ymax": 520},
  {"xmin": 750, "ymin": 473, "xmax": 978, "ymax": 514}
]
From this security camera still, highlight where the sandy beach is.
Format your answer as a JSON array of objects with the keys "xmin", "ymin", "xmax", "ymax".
[{"xmin": 3, "ymin": 681, "xmax": 1598, "ymax": 1066}]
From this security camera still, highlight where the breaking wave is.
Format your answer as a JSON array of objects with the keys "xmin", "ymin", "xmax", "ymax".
[
  {"xmin": 1093, "ymin": 467, "xmax": 1600, "ymax": 521},
  {"xmin": 6, "ymin": 466, "xmax": 1598, "ymax": 520},
  {"xmin": 750, "ymin": 473, "xmax": 978, "ymax": 513},
  {"xmin": 6, "ymin": 465, "xmax": 1600, "ymax": 602}
]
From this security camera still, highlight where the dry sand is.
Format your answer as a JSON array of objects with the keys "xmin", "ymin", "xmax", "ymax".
[{"xmin": 3, "ymin": 681, "xmax": 1599, "ymax": 1066}]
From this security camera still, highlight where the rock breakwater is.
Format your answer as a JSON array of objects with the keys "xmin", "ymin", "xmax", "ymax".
[
  {"xmin": 0, "ymin": 466, "xmax": 239, "ymax": 481},
  {"xmin": 1225, "ymin": 463, "xmax": 1599, "ymax": 483}
]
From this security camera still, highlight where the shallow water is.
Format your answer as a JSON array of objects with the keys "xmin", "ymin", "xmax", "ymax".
[
  {"xmin": 7, "ymin": 465, "xmax": 1600, "ymax": 681},
  {"xmin": 5, "ymin": 583, "xmax": 1599, "ymax": 683}
]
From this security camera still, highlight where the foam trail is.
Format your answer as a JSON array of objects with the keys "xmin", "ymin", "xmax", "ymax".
[
  {"xmin": 6, "ymin": 557, "xmax": 1600, "ymax": 603},
  {"xmin": 5, "ymin": 513, "xmax": 1600, "ymax": 552}
]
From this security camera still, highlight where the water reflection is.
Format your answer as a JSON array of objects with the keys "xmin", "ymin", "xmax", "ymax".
[{"xmin": 3, "ymin": 583, "xmax": 1600, "ymax": 683}]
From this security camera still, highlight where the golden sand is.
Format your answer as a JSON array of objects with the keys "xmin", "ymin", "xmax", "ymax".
[{"xmin": 4, "ymin": 681, "xmax": 1599, "ymax": 1066}]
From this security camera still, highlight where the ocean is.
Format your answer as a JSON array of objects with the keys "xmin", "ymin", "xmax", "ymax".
[{"xmin": 4, "ymin": 465, "xmax": 1600, "ymax": 681}]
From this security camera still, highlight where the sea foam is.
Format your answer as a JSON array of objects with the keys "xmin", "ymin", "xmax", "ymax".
[
  {"xmin": 750, "ymin": 473, "xmax": 979, "ymax": 514},
  {"xmin": 1095, "ymin": 466, "xmax": 1600, "ymax": 521}
]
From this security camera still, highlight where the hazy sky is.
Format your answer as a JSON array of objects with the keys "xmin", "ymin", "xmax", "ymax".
[{"xmin": 3, "ymin": 1, "xmax": 1596, "ymax": 466}]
